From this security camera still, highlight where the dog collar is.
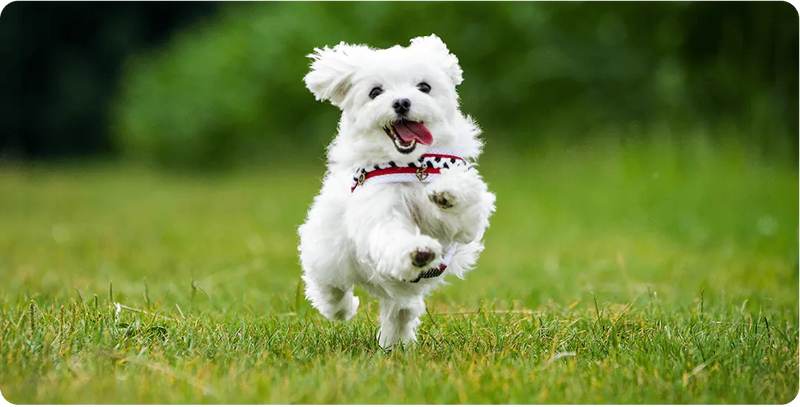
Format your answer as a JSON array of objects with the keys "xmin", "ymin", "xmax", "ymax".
[
  {"xmin": 350, "ymin": 149, "xmax": 470, "ymax": 193},
  {"xmin": 349, "ymin": 149, "xmax": 465, "ymax": 283}
]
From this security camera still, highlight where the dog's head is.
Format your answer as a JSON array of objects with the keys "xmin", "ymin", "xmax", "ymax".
[{"xmin": 304, "ymin": 34, "xmax": 463, "ymax": 156}]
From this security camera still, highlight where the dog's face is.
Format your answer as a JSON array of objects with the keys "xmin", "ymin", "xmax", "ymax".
[{"xmin": 304, "ymin": 35, "xmax": 463, "ymax": 156}]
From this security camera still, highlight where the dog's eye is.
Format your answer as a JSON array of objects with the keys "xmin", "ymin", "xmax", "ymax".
[
  {"xmin": 417, "ymin": 82, "xmax": 431, "ymax": 94},
  {"xmin": 368, "ymin": 87, "xmax": 383, "ymax": 99}
]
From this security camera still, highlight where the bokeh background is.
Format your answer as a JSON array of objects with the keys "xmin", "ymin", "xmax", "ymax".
[{"xmin": 1, "ymin": 1, "xmax": 797, "ymax": 168}]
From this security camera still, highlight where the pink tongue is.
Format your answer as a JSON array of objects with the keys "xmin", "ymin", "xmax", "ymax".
[{"xmin": 394, "ymin": 121, "xmax": 433, "ymax": 145}]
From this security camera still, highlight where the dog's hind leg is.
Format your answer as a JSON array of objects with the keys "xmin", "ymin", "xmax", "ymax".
[
  {"xmin": 377, "ymin": 296, "xmax": 425, "ymax": 349},
  {"xmin": 302, "ymin": 276, "xmax": 359, "ymax": 321}
]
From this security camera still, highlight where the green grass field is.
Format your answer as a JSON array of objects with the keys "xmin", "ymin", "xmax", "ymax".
[{"xmin": 1, "ymin": 137, "xmax": 797, "ymax": 404}]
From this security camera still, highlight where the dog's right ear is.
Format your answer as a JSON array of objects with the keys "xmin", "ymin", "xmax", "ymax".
[{"xmin": 304, "ymin": 42, "xmax": 371, "ymax": 108}]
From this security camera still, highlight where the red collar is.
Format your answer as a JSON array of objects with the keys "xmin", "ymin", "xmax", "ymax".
[{"xmin": 350, "ymin": 151, "xmax": 468, "ymax": 193}]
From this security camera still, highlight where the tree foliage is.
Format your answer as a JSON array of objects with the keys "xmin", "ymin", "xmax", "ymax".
[{"xmin": 107, "ymin": 2, "xmax": 796, "ymax": 168}]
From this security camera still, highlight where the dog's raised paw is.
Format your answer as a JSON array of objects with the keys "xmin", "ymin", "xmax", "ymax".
[
  {"xmin": 429, "ymin": 191, "xmax": 455, "ymax": 209},
  {"xmin": 410, "ymin": 249, "xmax": 435, "ymax": 268}
]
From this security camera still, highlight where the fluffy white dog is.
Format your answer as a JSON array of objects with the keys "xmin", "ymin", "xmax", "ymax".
[{"xmin": 298, "ymin": 34, "xmax": 496, "ymax": 348}]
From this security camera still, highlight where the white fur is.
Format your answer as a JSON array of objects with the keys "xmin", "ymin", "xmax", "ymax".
[{"xmin": 298, "ymin": 34, "xmax": 496, "ymax": 348}]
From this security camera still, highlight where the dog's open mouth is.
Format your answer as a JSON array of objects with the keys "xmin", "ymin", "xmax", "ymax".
[{"xmin": 383, "ymin": 120, "xmax": 433, "ymax": 154}]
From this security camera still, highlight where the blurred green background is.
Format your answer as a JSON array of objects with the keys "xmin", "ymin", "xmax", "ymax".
[{"xmin": 1, "ymin": 2, "xmax": 797, "ymax": 168}]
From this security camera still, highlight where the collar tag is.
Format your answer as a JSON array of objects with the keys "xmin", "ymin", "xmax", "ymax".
[{"xmin": 415, "ymin": 163, "xmax": 429, "ymax": 182}]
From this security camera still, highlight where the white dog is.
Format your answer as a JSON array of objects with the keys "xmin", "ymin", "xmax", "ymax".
[{"xmin": 298, "ymin": 34, "xmax": 496, "ymax": 348}]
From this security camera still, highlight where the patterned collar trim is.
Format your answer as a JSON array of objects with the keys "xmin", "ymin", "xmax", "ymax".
[{"xmin": 350, "ymin": 149, "xmax": 469, "ymax": 193}]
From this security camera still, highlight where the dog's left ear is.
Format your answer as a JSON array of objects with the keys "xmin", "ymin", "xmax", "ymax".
[
  {"xmin": 409, "ymin": 34, "xmax": 463, "ymax": 86},
  {"xmin": 304, "ymin": 42, "xmax": 371, "ymax": 108}
]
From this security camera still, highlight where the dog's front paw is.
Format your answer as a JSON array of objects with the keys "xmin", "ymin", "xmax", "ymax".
[
  {"xmin": 427, "ymin": 166, "xmax": 483, "ymax": 211},
  {"xmin": 429, "ymin": 190, "xmax": 455, "ymax": 209},
  {"xmin": 427, "ymin": 167, "xmax": 496, "ymax": 244},
  {"xmin": 410, "ymin": 249, "xmax": 436, "ymax": 268},
  {"xmin": 385, "ymin": 236, "xmax": 442, "ymax": 282}
]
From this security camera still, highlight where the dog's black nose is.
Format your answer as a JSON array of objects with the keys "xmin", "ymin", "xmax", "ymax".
[{"xmin": 392, "ymin": 98, "xmax": 411, "ymax": 115}]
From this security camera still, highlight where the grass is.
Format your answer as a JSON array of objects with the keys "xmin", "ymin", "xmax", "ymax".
[{"xmin": 0, "ymin": 135, "xmax": 797, "ymax": 403}]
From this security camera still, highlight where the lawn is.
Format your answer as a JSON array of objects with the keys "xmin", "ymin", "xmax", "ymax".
[{"xmin": 0, "ymin": 136, "xmax": 797, "ymax": 404}]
